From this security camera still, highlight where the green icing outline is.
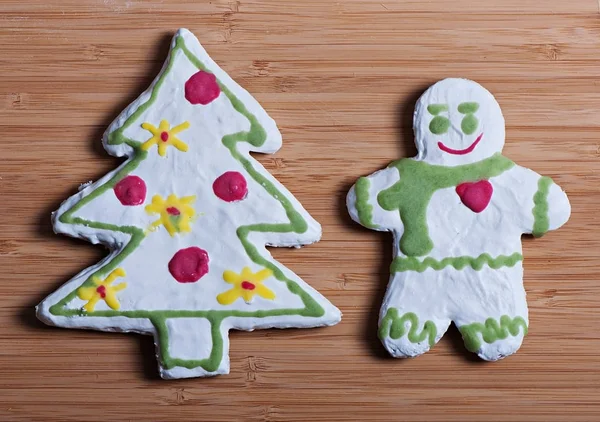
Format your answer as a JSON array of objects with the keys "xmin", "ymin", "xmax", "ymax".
[
  {"xmin": 377, "ymin": 153, "xmax": 515, "ymax": 257},
  {"xmin": 379, "ymin": 308, "xmax": 437, "ymax": 347},
  {"xmin": 354, "ymin": 177, "xmax": 378, "ymax": 229},
  {"xmin": 532, "ymin": 176, "xmax": 553, "ymax": 238},
  {"xmin": 49, "ymin": 35, "xmax": 325, "ymax": 373},
  {"xmin": 390, "ymin": 252, "xmax": 523, "ymax": 273},
  {"xmin": 459, "ymin": 315, "xmax": 528, "ymax": 353}
]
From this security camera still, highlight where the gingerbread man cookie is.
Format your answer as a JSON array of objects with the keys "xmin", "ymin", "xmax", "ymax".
[{"xmin": 347, "ymin": 78, "xmax": 570, "ymax": 361}]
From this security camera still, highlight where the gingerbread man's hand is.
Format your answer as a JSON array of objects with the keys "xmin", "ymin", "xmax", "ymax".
[{"xmin": 347, "ymin": 166, "xmax": 403, "ymax": 232}]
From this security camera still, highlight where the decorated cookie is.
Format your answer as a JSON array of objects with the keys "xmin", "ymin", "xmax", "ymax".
[
  {"xmin": 37, "ymin": 29, "xmax": 341, "ymax": 379},
  {"xmin": 347, "ymin": 78, "xmax": 570, "ymax": 361}
]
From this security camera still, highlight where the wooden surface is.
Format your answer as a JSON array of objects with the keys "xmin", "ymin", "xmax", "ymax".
[{"xmin": 1, "ymin": 0, "xmax": 599, "ymax": 420}]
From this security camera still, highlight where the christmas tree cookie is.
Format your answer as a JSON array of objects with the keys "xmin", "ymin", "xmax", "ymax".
[
  {"xmin": 37, "ymin": 29, "xmax": 341, "ymax": 379},
  {"xmin": 347, "ymin": 79, "xmax": 570, "ymax": 361}
]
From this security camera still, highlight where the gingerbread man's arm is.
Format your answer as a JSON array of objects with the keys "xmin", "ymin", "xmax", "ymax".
[
  {"xmin": 347, "ymin": 166, "xmax": 403, "ymax": 232},
  {"xmin": 509, "ymin": 165, "xmax": 571, "ymax": 236}
]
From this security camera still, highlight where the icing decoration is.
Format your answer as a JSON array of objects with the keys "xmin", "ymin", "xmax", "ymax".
[
  {"xmin": 347, "ymin": 78, "xmax": 570, "ymax": 362},
  {"xmin": 185, "ymin": 70, "xmax": 221, "ymax": 105},
  {"xmin": 390, "ymin": 253, "xmax": 523, "ymax": 273},
  {"xmin": 379, "ymin": 308, "xmax": 437, "ymax": 347},
  {"xmin": 354, "ymin": 177, "xmax": 377, "ymax": 228},
  {"xmin": 77, "ymin": 268, "xmax": 127, "ymax": 312},
  {"xmin": 113, "ymin": 175, "xmax": 147, "ymax": 206},
  {"xmin": 141, "ymin": 119, "xmax": 190, "ymax": 157},
  {"xmin": 532, "ymin": 176, "xmax": 552, "ymax": 237},
  {"xmin": 427, "ymin": 104, "xmax": 448, "ymax": 115},
  {"xmin": 217, "ymin": 267, "xmax": 275, "ymax": 305},
  {"xmin": 438, "ymin": 132, "xmax": 483, "ymax": 155},
  {"xmin": 378, "ymin": 153, "xmax": 514, "ymax": 257},
  {"xmin": 455, "ymin": 180, "xmax": 493, "ymax": 213},
  {"xmin": 168, "ymin": 247, "xmax": 209, "ymax": 283},
  {"xmin": 212, "ymin": 171, "xmax": 248, "ymax": 202},
  {"xmin": 429, "ymin": 115, "xmax": 450, "ymax": 135},
  {"xmin": 457, "ymin": 102, "xmax": 480, "ymax": 114},
  {"xmin": 459, "ymin": 315, "xmax": 528, "ymax": 353},
  {"xmin": 145, "ymin": 194, "xmax": 196, "ymax": 236},
  {"xmin": 38, "ymin": 29, "xmax": 340, "ymax": 379}
]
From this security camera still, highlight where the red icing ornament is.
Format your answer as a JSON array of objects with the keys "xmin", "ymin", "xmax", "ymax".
[
  {"xmin": 185, "ymin": 71, "xmax": 221, "ymax": 105},
  {"xmin": 456, "ymin": 180, "xmax": 493, "ymax": 213},
  {"xmin": 168, "ymin": 247, "xmax": 209, "ymax": 283},
  {"xmin": 96, "ymin": 285, "xmax": 107, "ymax": 298},
  {"xmin": 241, "ymin": 281, "xmax": 256, "ymax": 290},
  {"xmin": 114, "ymin": 175, "xmax": 147, "ymax": 206},
  {"xmin": 160, "ymin": 131, "xmax": 169, "ymax": 142},
  {"xmin": 213, "ymin": 171, "xmax": 248, "ymax": 202},
  {"xmin": 166, "ymin": 207, "xmax": 180, "ymax": 216}
]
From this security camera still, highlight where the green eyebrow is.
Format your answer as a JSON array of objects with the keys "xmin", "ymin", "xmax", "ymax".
[
  {"xmin": 458, "ymin": 102, "xmax": 480, "ymax": 114},
  {"xmin": 427, "ymin": 104, "xmax": 449, "ymax": 115}
]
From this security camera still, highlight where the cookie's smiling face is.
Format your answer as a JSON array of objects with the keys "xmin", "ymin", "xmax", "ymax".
[{"xmin": 413, "ymin": 78, "xmax": 505, "ymax": 166}]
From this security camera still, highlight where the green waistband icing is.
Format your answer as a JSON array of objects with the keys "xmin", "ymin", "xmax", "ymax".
[
  {"xmin": 390, "ymin": 252, "xmax": 523, "ymax": 273},
  {"xmin": 532, "ymin": 176, "xmax": 553, "ymax": 238},
  {"xmin": 378, "ymin": 153, "xmax": 515, "ymax": 257}
]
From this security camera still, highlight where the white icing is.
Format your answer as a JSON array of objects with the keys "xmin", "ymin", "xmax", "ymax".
[
  {"xmin": 347, "ymin": 78, "xmax": 570, "ymax": 361},
  {"xmin": 37, "ymin": 28, "xmax": 341, "ymax": 379}
]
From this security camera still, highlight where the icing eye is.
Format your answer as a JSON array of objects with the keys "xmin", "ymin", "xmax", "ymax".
[
  {"xmin": 461, "ymin": 114, "xmax": 479, "ymax": 135},
  {"xmin": 429, "ymin": 116, "xmax": 450, "ymax": 135}
]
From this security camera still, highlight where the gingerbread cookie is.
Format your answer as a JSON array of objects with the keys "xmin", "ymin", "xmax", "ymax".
[
  {"xmin": 347, "ymin": 78, "xmax": 570, "ymax": 361},
  {"xmin": 37, "ymin": 29, "xmax": 341, "ymax": 379}
]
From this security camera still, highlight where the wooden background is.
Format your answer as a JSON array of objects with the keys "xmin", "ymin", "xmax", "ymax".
[{"xmin": 1, "ymin": 0, "xmax": 599, "ymax": 420}]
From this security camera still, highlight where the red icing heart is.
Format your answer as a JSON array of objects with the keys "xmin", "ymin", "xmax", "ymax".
[{"xmin": 455, "ymin": 180, "xmax": 493, "ymax": 213}]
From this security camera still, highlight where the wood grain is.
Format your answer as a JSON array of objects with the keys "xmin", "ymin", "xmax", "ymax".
[{"xmin": 1, "ymin": 0, "xmax": 599, "ymax": 420}]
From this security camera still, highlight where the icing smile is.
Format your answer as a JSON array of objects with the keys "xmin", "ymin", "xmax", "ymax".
[{"xmin": 438, "ymin": 133, "xmax": 483, "ymax": 155}]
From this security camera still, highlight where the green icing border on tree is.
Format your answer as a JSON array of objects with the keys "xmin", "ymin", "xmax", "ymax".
[{"xmin": 49, "ymin": 35, "xmax": 324, "ymax": 373}]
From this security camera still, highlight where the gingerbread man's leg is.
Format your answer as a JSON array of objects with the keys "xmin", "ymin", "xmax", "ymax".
[
  {"xmin": 378, "ymin": 270, "xmax": 452, "ymax": 358},
  {"xmin": 452, "ymin": 263, "xmax": 529, "ymax": 361}
]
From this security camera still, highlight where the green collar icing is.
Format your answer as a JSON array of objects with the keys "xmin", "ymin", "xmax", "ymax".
[{"xmin": 378, "ymin": 153, "xmax": 515, "ymax": 257}]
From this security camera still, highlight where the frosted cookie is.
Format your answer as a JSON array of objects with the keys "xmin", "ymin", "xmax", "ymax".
[
  {"xmin": 37, "ymin": 29, "xmax": 341, "ymax": 379},
  {"xmin": 347, "ymin": 78, "xmax": 570, "ymax": 361}
]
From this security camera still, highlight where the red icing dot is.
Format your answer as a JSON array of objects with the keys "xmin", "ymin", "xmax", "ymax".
[
  {"xmin": 241, "ymin": 281, "xmax": 255, "ymax": 290},
  {"xmin": 96, "ymin": 285, "xmax": 107, "ymax": 298},
  {"xmin": 168, "ymin": 247, "xmax": 209, "ymax": 283},
  {"xmin": 213, "ymin": 171, "xmax": 248, "ymax": 202},
  {"xmin": 166, "ymin": 207, "xmax": 180, "ymax": 216},
  {"xmin": 114, "ymin": 175, "xmax": 147, "ymax": 206},
  {"xmin": 185, "ymin": 71, "xmax": 221, "ymax": 105},
  {"xmin": 160, "ymin": 131, "xmax": 169, "ymax": 142}
]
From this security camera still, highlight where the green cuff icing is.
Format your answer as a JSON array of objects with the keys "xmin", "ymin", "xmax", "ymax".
[
  {"xmin": 354, "ymin": 177, "xmax": 377, "ymax": 229},
  {"xmin": 459, "ymin": 315, "xmax": 528, "ymax": 353},
  {"xmin": 390, "ymin": 253, "xmax": 523, "ymax": 273},
  {"xmin": 377, "ymin": 153, "xmax": 515, "ymax": 257},
  {"xmin": 379, "ymin": 308, "xmax": 437, "ymax": 347},
  {"xmin": 532, "ymin": 176, "xmax": 553, "ymax": 237}
]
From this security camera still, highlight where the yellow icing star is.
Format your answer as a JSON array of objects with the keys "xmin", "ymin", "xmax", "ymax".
[
  {"xmin": 145, "ymin": 194, "xmax": 196, "ymax": 236},
  {"xmin": 217, "ymin": 267, "xmax": 275, "ymax": 305},
  {"xmin": 77, "ymin": 268, "xmax": 127, "ymax": 313},
  {"xmin": 141, "ymin": 119, "xmax": 190, "ymax": 157}
]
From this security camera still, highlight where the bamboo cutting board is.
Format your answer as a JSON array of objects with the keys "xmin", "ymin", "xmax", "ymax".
[{"xmin": 1, "ymin": 0, "xmax": 599, "ymax": 420}]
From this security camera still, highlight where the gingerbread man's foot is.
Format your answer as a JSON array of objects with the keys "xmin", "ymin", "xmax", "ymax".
[
  {"xmin": 378, "ymin": 308, "xmax": 450, "ymax": 357},
  {"xmin": 457, "ymin": 315, "xmax": 528, "ymax": 361}
]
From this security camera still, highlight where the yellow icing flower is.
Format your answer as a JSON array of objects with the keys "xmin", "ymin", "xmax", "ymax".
[
  {"xmin": 77, "ymin": 268, "xmax": 127, "ymax": 312},
  {"xmin": 141, "ymin": 119, "xmax": 190, "ymax": 157},
  {"xmin": 145, "ymin": 194, "xmax": 196, "ymax": 236},
  {"xmin": 217, "ymin": 267, "xmax": 276, "ymax": 305}
]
